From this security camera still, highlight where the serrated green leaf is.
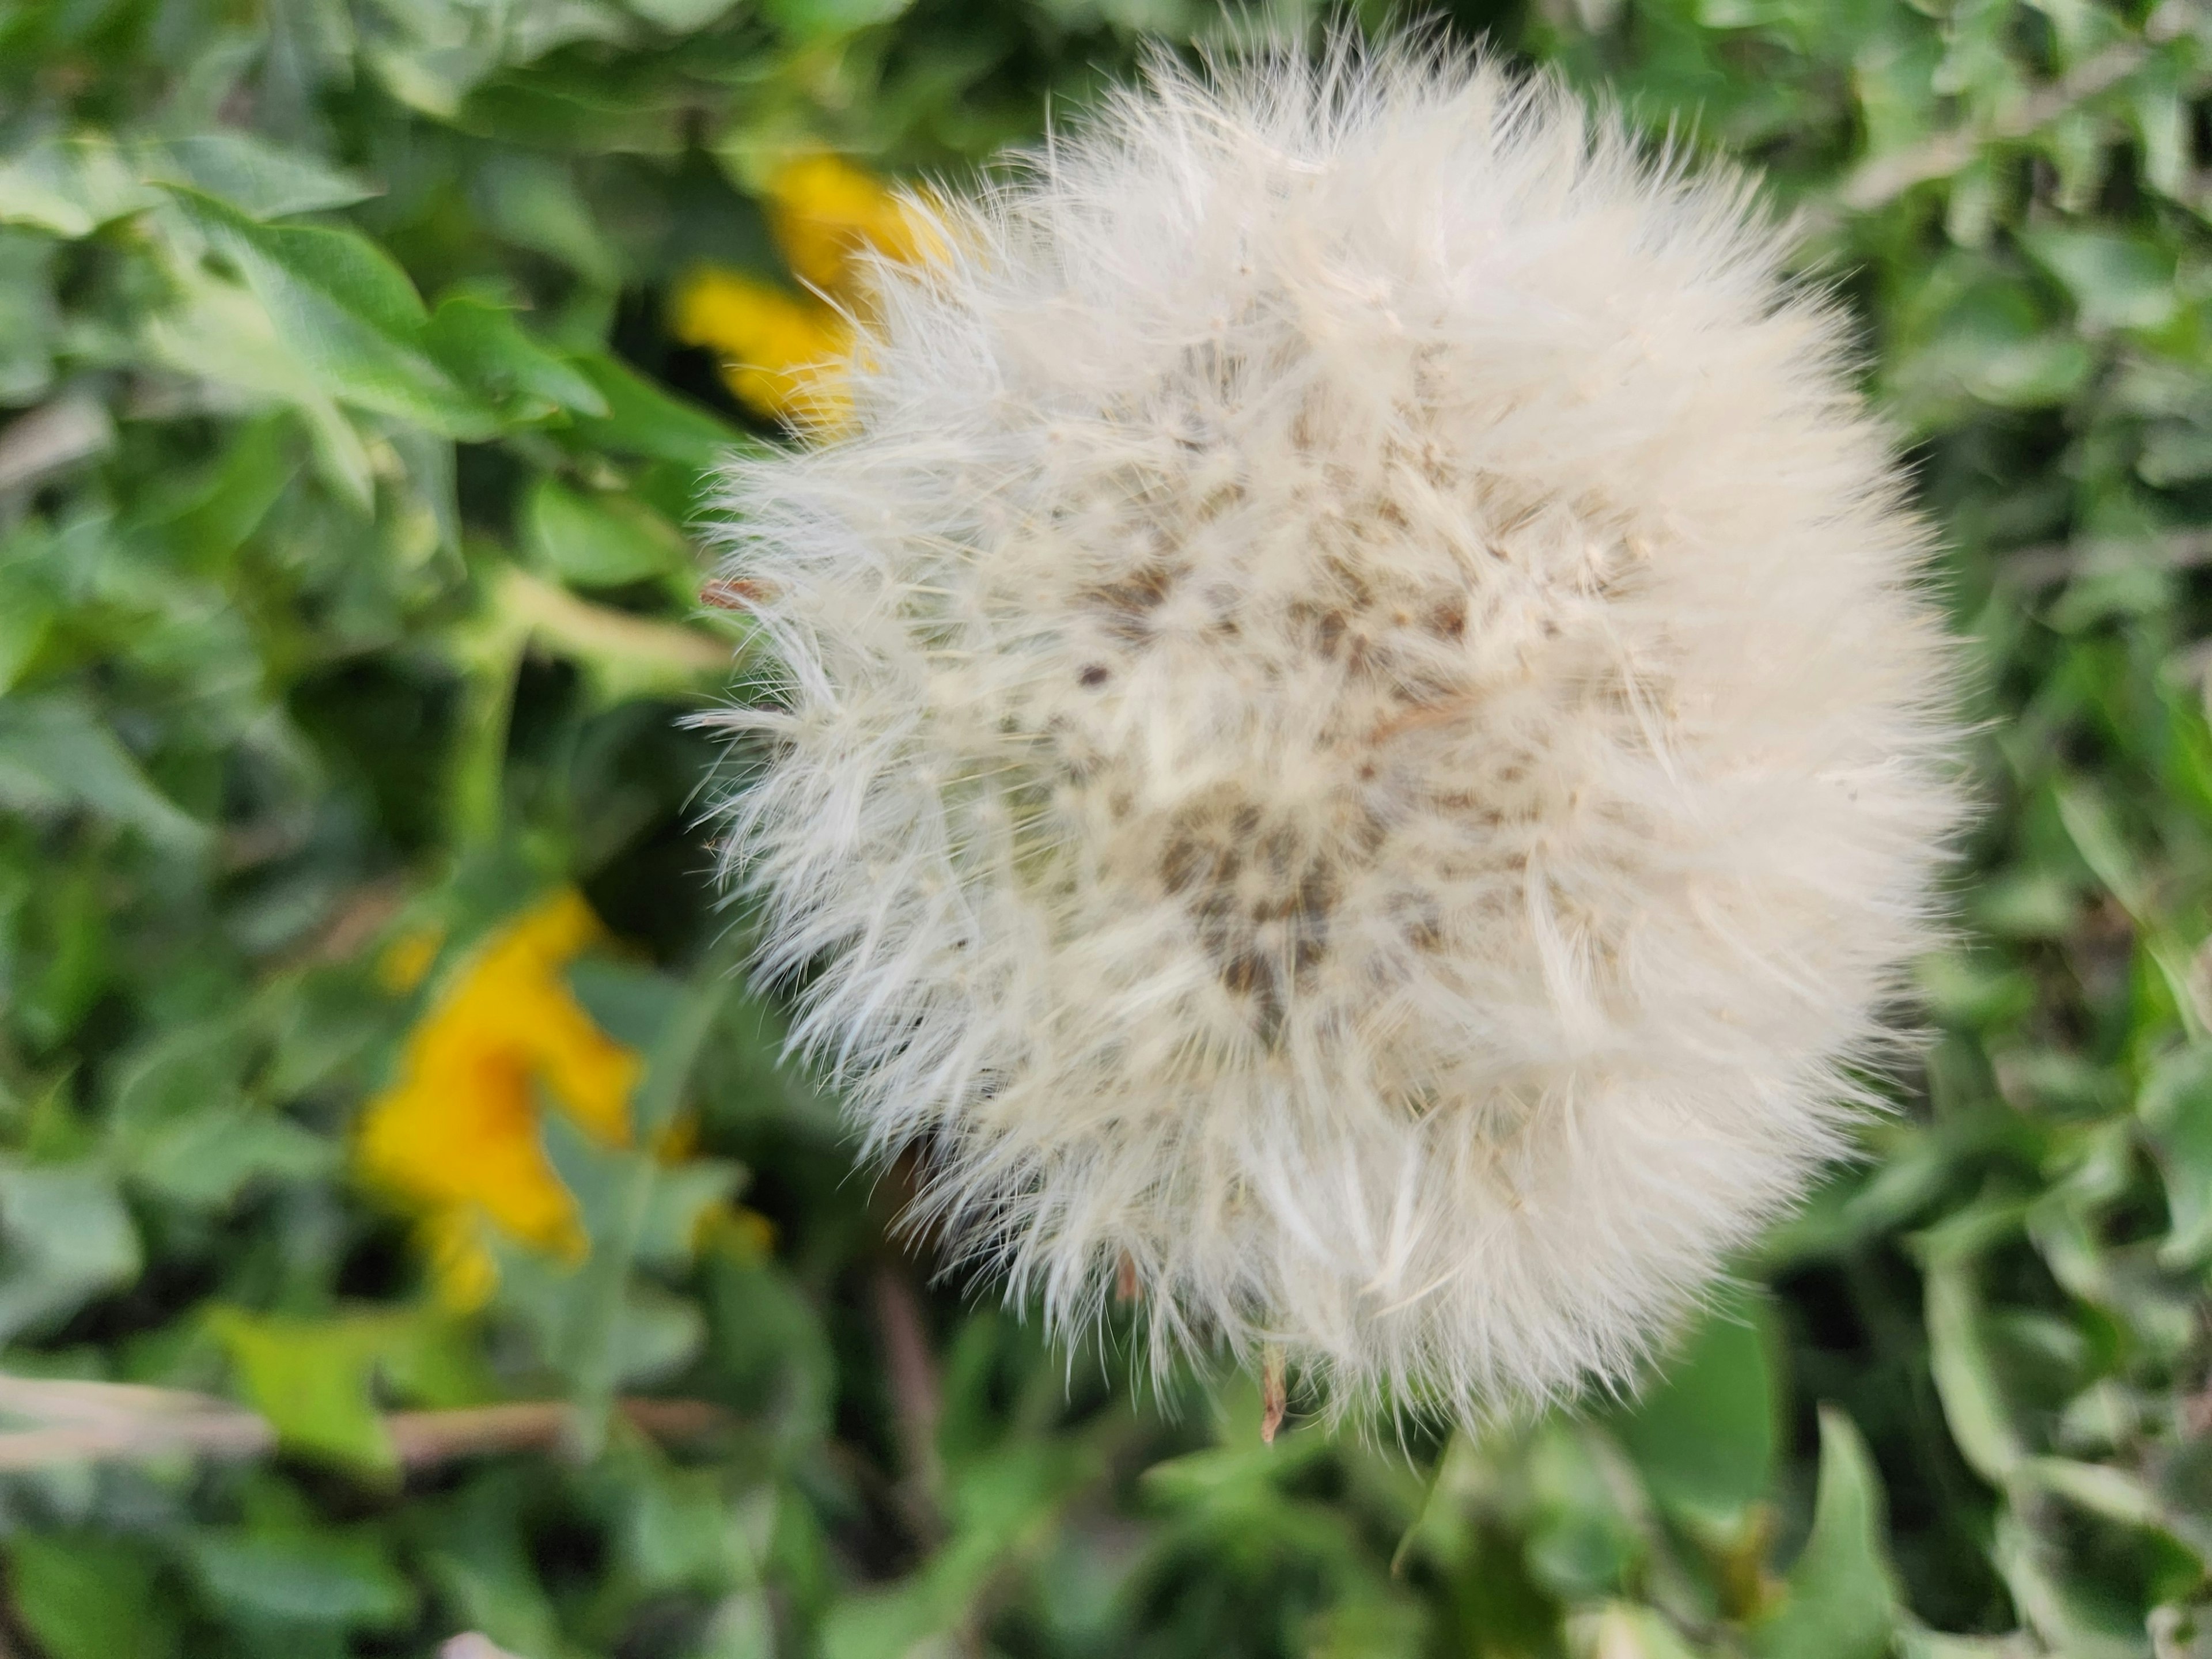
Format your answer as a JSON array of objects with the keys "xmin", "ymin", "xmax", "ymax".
[
  {"xmin": 142, "ymin": 256, "xmax": 376, "ymax": 505},
  {"xmin": 208, "ymin": 1308, "xmax": 405, "ymax": 1475},
  {"xmin": 169, "ymin": 188, "xmax": 495, "ymax": 437},
  {"xmin": 1747, "ymin": 1407, "xmax": 1897, "ymax": 1659},
  {"xmin": 0, "ymin": 694, "xmax": 211, "ymax": 855},
  {"xmin": 141, "ymin": 134, "xmax": 377, "ymax": 221}
]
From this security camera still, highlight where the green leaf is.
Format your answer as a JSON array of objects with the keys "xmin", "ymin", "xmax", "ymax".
[
  {"xmin": 0, "ymin": 1161, "xmax": 143, "ymax": 1342},
  {"xmin": 1523, "ymin": 1423, "xmax": 1643, "ymax": 1603},
  {"xmin": 1747, "ymin": 1407, "xmax": 1898, "ymax": 1659},
  {"xmin": 472, "ymin": 151, "xmax": 624, "ymax": 287},
  {"xmin": 2139, "ymin": 1043, "xmax": 2212, "ymax": 1267},
  {"xmin": 6, "ymin": 1533, "xmax": 179, "ymax": 1659},
  {"xmin": 1301, "ymin": 1592, "xmax": 1430, "ymax": 1659},
  {"xmin": 705, "ymin": 1252, "xmax": 836, "ymax": 1444},
  {"xmin": 2020, "ymin": 228, "xmax": 2178, "ymax": 334},
  {"xmin": 150, "ymin": 412, "xmax": 301, "ymax": 565},
  {"xmin": 1611, "ymin": 1285, "xmax": 1779, "ymax": 1529},
  {"xmin": 567, "ymin": 955, "xmax": 687, "ymax": 1050},
  {"xmin": 0, "ymin": 138, "xmax": 151, "ymax": 237},
  {"xmin": 0, "ymin": 694, "xmax": 211, "ymax": 855},
  {"xmin": 127, "ymin": 1107, "xmax": 336, "ymax": 1210},
  {"xmin": 1921, "ymin": 1209, "xmax": 2031, "ymax": 1484},
  {"xmin": 565, "ymin": 350, "xmax": 748, "ymax": 470},
  {"xmin": 0, "ymin": 229, "xmax": 59, "ymax": 403},
  {"xmin": 1887, "ymin": 271, "xmax": 2092, "ymax": 421},
  {"xmin": 140, "ymin": 134, "xmax": 377, "ymax": 221},
  {"xmin": 2052, "ymin": 781, "xmax": 2147, "ymax": 916},
  {"xmin": 139, "ymin": 255, "xmax": 376, "ymax": 506},
  {"xmin": 107, "ymin": 1021, "xmax": 335, "ymax": 1208},
  {"xmin": 821, "ymin": 1444, "xmax": 1095, "ymax": 1659},
  {"xmin": 169, "ymin": 188, "xmax": 495, "ymax": 437},
  {"xmin": 524, "ymin": 474, "xmax": 690, "ymax": 588},
  {"xmin": 423, "ymin": 292, "xmax": 609, "ymax": 421},
  {"xmin": 627, "ymin": 0, "xmax": 747, "ymax": 25},
  {"xmin": 757, "ymin": 0, "xmax": 918, "ymax": 40},
  {"xmin": 208, "ymin": 1308, "xmax": 406, "ymax": 1475},
  {"xmin": 420, "ymin": 1478, "xmax": 563, "ymax": 1659},
  {"xmin": 183, "ymin": 1528, "xmax": 416, "ymax": 1631}
]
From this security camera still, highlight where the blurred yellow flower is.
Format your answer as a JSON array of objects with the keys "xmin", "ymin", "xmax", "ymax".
[
  {"xmin": 671, "ymin": 153, "xmax": 930, "ymax": 427},
  {"xmin": 762, "ymin": 153, "xmax": 934, "ymax": 293},
  {"xmin": 671, "ymin": 269, "xmax": 853, "ymax": 428},
  {"xmin": 357, "ymin": 891, "xmax": 642, "ymax": 1308}
]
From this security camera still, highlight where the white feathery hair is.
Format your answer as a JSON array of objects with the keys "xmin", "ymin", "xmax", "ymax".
[{"xmin": 702, "ymin": 36, "xmax": 1963, "ymax": 1423}]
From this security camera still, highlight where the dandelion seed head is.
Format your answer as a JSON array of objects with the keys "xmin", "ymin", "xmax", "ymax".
[{"xmin": 703, "ymin": 40, "xmax": 1964, "ymax": 1421}]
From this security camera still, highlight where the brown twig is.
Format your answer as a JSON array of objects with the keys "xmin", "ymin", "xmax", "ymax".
[
  {"xmin": 388, "ymin": 1398, "xmax": 732, "ymax": 1467},
  {"xmin": 870, "ymin": 1260, "xmax": 946, "ymax": 1520},
  {"xmin": 1999, "ymin": 529, "xmax": 2212, "ymax": 589},
  {"xmin": 0, "ymin": 1375, "xmax": 731, "ymax": 1472},
  {"xmin": 1832, "ymin": 25, "xmax": 2167, "ymax": 217},
  {"xmin": 0, "ymin": 394, "xmax": 114, "ymax": 495}
]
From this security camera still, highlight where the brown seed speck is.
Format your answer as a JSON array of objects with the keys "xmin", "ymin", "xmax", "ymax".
[{"xmin": 702, "ymin": 577, "xmax": 770, "ymax": 609}]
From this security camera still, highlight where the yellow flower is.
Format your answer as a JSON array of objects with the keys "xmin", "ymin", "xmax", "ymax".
[
  {"xmin": 671, "ymin": 153, "xmax": 930, "ymax": 428},
  {"xmin": 356, "ymin": 891, "xmax": 642, "ymax": 1308},
  {"xmin": 671, "ymin": 268, "xmax": 854, "ymax": 427},
  {"xmin": 761, "ymin": 153, "xmax": 934, "ymax": 293}
]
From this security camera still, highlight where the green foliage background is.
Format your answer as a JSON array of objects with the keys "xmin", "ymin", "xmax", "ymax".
[{"xmin": 2, "ymin": 0, "xmax": 2210, "ymax": 1654}]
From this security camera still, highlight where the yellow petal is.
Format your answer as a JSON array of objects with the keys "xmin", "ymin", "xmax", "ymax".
[
  {"xmin": 422, "ymin": 1209, "xmax": 501, "ymax": 1312},
  {"xmin": 764, "ymin": 154, "xmax": 931, "ymax": 293},
  {"xmin": 354, "ymin": 889, "xmax": 634, "ymax": 1278},
  {"xmin": 670, "ymin": 268, "xmax": 853, "ymax": 426}
]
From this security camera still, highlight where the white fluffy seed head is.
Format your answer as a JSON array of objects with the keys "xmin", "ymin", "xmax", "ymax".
[{"xmin": 703, "ymin": 40, "xmax": 1964, "ymax": 1423}]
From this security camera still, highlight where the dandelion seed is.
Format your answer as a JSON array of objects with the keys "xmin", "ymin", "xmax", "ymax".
[{"xmin": 702, "ymin": 40, "xmax": 1964, "ymax": 1421}]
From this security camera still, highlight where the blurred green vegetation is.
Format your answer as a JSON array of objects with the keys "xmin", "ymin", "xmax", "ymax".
[{"xmin": 1, "ymin": 0, "xmax": 2209, "ymax": 1655}]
